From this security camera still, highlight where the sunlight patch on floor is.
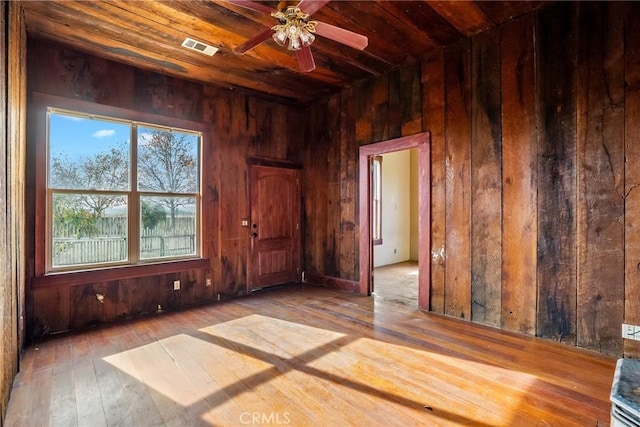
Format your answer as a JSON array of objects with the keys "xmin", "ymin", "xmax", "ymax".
[{"xmin": 103, "ymin": 314, "xmax": 537, "ymax": 426}]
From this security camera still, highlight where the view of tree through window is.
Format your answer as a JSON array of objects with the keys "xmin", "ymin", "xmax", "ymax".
[{"xmin": 47, "ymin": 109, "xmax": 201, "ymax": 270}]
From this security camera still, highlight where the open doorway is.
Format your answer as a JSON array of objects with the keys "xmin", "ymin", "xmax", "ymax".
[
  {"xmin": 358, "ymin": 132, "xmax": 430, "ymax": 310},
  {"xmin": 372, "ymin": 149, "xmax": 419, "ymax": 307}
]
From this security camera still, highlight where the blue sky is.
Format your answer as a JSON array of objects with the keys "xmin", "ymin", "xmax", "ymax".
[{"xmin": 49, "ymin": 112, "xmax": 131, "ymax": 160}]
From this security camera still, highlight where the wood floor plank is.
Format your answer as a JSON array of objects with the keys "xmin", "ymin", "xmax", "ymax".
[
  {"xmin": 91, "ymin": 327, "xmax": 137, "ymax": 426},
  {"xmin": 102, "ymin": 327, "xmax": 166, "ymax": 426},
  {"xmin": 49, "ymin": 338, "xmax": 77, "ymax": 427},
  {"xmin": 6, "ymin": 284, "xmax": 616, "ymax": 426},
  {"xmin": 71, "ymin": 334, "xmax": 108, "ymax": 427}
]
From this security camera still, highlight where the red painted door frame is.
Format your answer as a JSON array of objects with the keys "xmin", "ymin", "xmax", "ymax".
[{"xmin": 358, "ymin": 132, "xmax": 431, "ymax": 310}]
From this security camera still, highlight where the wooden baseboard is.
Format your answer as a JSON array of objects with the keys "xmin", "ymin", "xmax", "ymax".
[{"xmin": 304, "ymin": 272, "xmax": 360, "ymax": 293}]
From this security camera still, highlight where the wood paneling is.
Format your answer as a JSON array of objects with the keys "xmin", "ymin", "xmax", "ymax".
[
  {"xmin": 422, "ymin": 49, "xmax": 446, "ymax": 314},
  {"xmin": 0, "ymin": 3, "xmax": 9, "ymax": 421},
  {"xmin": 2, "ymin": 1, "xmax": 27, "ymax": 421},
  {"xmin": 500, "ymin": 13, "xmax": 537, "ymax": 335},
  {"xmin": 305, "ymin": 1, "xmax": 637, "ymax": 356},
  {"xmin": 400, "ymin": 61, "xmax": 423, "ymax": 136},
  {"xmin": 576, "ymin": 1, "xmax": 625, "ymax": 355},
  {"xmin": 304, "ymin": 100, "xmax": 333, "ymax": 277},
  {"xmin": 536, "ymin": 2, "xmax": 578, "ymax": 345},
  {"xmin": 325, "ymin": 95, "xmax": 342, "ymax": 277},
  {"xmin": 444, "ymin": 39, "xmax": 472, "ymax": 320},
  {"xmin": 1, "ymin": 2, "xmax": 9, "ymax": 420},
  {"xmin": 470, "ymin": 27, "xmax": 502, "ymax": 327},
  {"xmin": 338, "ymin": 88, "xmax": 358, "ymax": 281},
  {"xmin": 624, "ymin": 1, "xmax": 640, "ymax": 359},
  {"xmin": 355, "ymin": 79, "xmax": 374, "ymax": 145},
  {"xmin": 9, "ymin": 0, "xmax": 27, "ymax": 351}
]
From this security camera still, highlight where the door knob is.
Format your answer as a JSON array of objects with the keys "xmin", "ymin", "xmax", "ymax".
[{"xmin": 251, "ymin": 232, "xmax": 258, "ymax": 238}]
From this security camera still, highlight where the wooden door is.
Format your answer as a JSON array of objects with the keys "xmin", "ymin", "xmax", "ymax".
[{"xmin": 249, "ymin": 165, "xmax": 301, "ymax": 290}]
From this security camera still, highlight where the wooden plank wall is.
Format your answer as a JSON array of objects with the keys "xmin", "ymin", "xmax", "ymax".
[
  {"xmin": 1, "ymin": 3, "xmax": 10, "ymax": 422},
  {"xmin": 25, "ymin": 40, "xmax": 304, "ymax": 337},
  {"xmin": 500, "ymin": 14, "xmax": 536, "ymax": 336},
  {"xmin": 303, "ymin": 63, "xmax": 422, "ymax": 283},
  {"xmin": 304, "ymin": 1, "xmax": 640, "ymax": 357},
  {"xmin": 624, "ymin": 1, "xmax": 640, "ymax": 358},
  {"xmin": 576, "ymin": 2, "xmax": 625, "ymax": 354},
  {"xmin": 536, "ymin": 1, "xmax": 579, "ymax": 346},
  {"xmin": 1, "ymin": 1, "xmax": 27, "ymax": 424}
]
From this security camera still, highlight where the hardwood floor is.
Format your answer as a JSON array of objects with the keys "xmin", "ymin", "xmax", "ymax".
[
  {"xmin": 373, "ymin": 261, "xmax": 418, "ymax": 307},
  {"xmin": 6, "ymin": 284, "xmax": 616, "ymax": 426}
]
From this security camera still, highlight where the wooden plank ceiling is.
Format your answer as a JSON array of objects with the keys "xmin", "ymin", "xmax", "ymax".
[{"xmin": 21, "ymin": 0, "xmax": 544, "ymax": 104}]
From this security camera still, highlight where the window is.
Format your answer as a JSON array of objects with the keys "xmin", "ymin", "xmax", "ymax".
[
  {"xmin": 46, "ymin": 107, "xmax": 201, "ymax": 272},
  {"xmin": 371, "ymin": 155, "xmax": 383, "ymax": 245}
]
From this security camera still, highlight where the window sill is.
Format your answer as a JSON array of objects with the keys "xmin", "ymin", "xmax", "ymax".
[{"xmin": 32, "ymin": 258, "xmax": 210, "ymax": 289}]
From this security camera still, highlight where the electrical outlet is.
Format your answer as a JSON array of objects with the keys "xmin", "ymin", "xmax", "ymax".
[
  {"xmin": 173, "ymin": 280, "xmax": 180, "ymax": 291},
  {"xmin": 206, "ymin": 278, "xmax": 212, "ymax": 287},
  {"xmin": 622, "ymin": 323, "xmax": 639, "ymax": 340}
]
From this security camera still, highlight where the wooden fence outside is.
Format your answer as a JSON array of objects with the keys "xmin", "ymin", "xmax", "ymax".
[{"xmin": 53, "ymin": 217, "xmax": 195, "ymax": 266}]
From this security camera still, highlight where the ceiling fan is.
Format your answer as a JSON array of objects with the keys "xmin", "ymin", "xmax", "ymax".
[{"xmin": 224, "ymin": 0, "xmax": 369, "ymax": 72}]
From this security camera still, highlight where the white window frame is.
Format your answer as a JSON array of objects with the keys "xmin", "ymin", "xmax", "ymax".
[{"xmin": 43, "ymin": 105, "xmax": 204, "ymax": 273}]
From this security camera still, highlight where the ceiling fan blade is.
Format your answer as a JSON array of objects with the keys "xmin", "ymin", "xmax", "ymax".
[
  {"xmin": 233, "ymin": 28, "xmax": 275, "ymax": 54},
  {"xmin": 296, "ymin": 45, "xmax": 316, "ymax": 72},
  {"xmin": 315, "ymin": 22, "xmax": 368, "ymax": 51},
  {"xmin": 297, "ymin": 0, "xmax": 330, "ymax": 16},
  {"xmin": 221, "ymin": 0, "xmax": 274, "ymax": 15}
]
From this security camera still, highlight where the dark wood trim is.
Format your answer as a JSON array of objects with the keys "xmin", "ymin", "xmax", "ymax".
[
  {"xmin": 32, "ymin": 258, "xmax": 210, "ymax": 288},
  {"xmin": 304, "ymin": 272, "xmax": 359, "ymax": 292},
  {"xmin": 358, "ymin": 132, "xmax": 431, "ymax": 309},
  {"xmin": 32, "ymin": 92, "xmax": 211, "ymax": 132},
  {"xmin": 246, "ymin": 156, "xmax": 303, "ymax": 169}
]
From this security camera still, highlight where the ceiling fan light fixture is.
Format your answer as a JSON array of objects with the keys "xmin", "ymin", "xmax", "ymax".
[
  {"xmin": 299, "ymin": 30, "xmax": 315, "ymax": 47},
  {"xmin": 272, "ymin": 30, "xmax": 288, "ymax": 47},
  {"xmin": 288, "ymin": 36, "xmax": 301, "ymax": 51},
  {"xmin": 271, "ymin": 6, "xmax": 317, "ymax": 51}
]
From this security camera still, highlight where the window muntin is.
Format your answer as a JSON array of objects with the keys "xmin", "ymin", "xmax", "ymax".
[{"xmin": 46, "ymin": 108, "xmax": 201, "ymax": 272}]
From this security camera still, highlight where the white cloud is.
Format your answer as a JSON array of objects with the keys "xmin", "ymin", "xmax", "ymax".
[
  {"xmin": 138, "ymin": 132, "xmax": 153, "ymax": 145},
  {"xmin": 92, "ymin": 129, "xmax": 116, "ymax": 138}
]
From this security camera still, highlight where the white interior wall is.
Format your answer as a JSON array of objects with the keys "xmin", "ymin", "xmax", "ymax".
[
  {"xmin": 373, "ymin": 150, "xmax": 411, "ymax": 267},
  {"xmin": 409, "ymin": 148, "xmax": 419, "ymax": 261}
]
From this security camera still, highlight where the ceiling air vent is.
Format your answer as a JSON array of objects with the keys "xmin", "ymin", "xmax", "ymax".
[{"xmin": 181, "ymin": 38, "xmax": 219, "ymax": 56}]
